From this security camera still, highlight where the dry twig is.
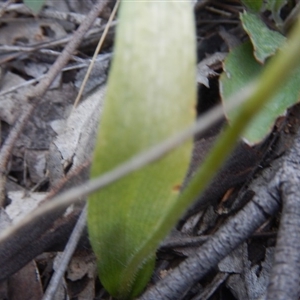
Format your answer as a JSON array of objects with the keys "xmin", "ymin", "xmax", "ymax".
[{"xmin": 0, "ymin": 0, "xmax": 110, "ymax": 205}]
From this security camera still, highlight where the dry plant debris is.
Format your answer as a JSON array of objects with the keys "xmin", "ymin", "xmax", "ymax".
[{"xmin": 0, "ymin": 0, "xmax": 299, "ymax": 299}]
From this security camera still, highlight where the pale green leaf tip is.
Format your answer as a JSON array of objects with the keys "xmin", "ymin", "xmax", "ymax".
[{"xmin": 88, "ymin": 1, "xmax": 196, "ymax": 299}]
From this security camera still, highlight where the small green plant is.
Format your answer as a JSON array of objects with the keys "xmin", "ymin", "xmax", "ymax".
[
  {"xmin": 87, "ymin": 1, "xmax": 196, "ymax": 299},
  {"xmin": 23, "ymin": 0, "xmax": 45, "ymax": 13},
  {"xmin": 221, "ymin": 10, "xmax": 300, "ymax": 144},
  {"xmin": 88, "ymin": 1, "xmax": 300, "ymax": 299}
]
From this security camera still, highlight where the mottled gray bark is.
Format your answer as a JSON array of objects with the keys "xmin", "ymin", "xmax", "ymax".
[
  {"xmin": 140, "ymin": 110, "xmax": 300, "ymax": 300},
  {"xmin": 139, "ymin": 160, "xmax": 281, "ymax": 300},
  {"xmin": 266, "ymin": 151, "xmax": 300, "ymax": 300}
]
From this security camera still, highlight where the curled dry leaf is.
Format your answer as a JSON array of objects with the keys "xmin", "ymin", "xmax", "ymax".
[
  {"xmin": 197, "ymin": 52, "xmax": 227, "ymax": 87},
  {"xmin": 48, "ymin": 85, "xmax": 105, "ymax": 186},
  {"xmin": 0, "ymin": 20, "xmax": 66, "ymax": 46}
]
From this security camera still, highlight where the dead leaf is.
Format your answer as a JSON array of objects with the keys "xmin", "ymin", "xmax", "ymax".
[
  {"xmin": 0, "ymin": 20, "xmax": 66, "ymax": 46},
  {"xmin": 48, "ymin": 84, "xmax": 105, "ymax": 186},
  {"xmin": 5, "ymin": 191, "xmax": 47, "ymax": 223},
  {"xmin": 25, "ymin": 149, "xmax": 47, "ymax": 184},
  {"xmin": 8, "ymin": 260, "xmax": 43, "ymax": 300},
  {"xmin": 219, "ymin": 243, "xmax": 274, "ymax": 299},
  {"xmin": 197, "ymin": 52, "xmax": 227, "ymax": 87}
]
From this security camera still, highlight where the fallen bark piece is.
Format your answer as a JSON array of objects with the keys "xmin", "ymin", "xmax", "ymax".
[
  {"xmin": 266, "ymin": 179, "xmax": 300, "ymax": 299},
  {"xmin": 138, "ymin": 159, "xmax": 281, "ymax": 300},
  {"xmin": 139, "ymin": 106, "xmax": 300, "ymax": 300}
]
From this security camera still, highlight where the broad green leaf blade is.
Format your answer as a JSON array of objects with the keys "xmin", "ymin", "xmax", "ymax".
[
  {"xmin": 220, "ymin": 41, "xmax": 300, "ymax": 144},
  {"xmin": 88, "ymin": 1, "xmax": 196, "ymax": 299},
  {"xmin": 23, "ymin": 0, "xmax": 45, "ymax": 13},
  {"xmin": 241, "ymin": 0, "xmax": 263, "ymax": 12},
  {"xmin": 240, "ymin": 11, "xmax": 286, "ymax": 63}
]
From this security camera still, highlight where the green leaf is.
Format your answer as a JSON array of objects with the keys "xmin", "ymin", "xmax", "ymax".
[
  {"xmin": 265, "ymin": 0, "xmax": 287, "ymax": 12},
  {"xmin": 220, "ymin": 41, "xmax": 300, "ymax": 144},
  {"xmin": 87, "ymin": 1, "xmax": 196, "ymax": 299},
  {"xmin": 241, "ymin": 0, "xmax": 263, "ymax": 12},
  {"xmin": 264, "ymin": 0, "xmax": 288, "ymax": 26},
  {"xmin": 23, "ymin": 0, "xmax": 45, "ymax": 13},
  {"xmin": 240, "ymin": 11, "xmax": 286, "ymax": 63}
]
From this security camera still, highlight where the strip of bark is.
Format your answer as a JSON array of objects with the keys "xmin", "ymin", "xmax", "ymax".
[
  {"xmin": 139, "ymin": 163, "xmax": 281, "ymax": 300},
  {"xmin": 266, "ymin": 176, "xmax": 300, "ymax": 299},
  {"xmin": 139, "ymin": 106, "xmax": 300, "ymax": 300}
]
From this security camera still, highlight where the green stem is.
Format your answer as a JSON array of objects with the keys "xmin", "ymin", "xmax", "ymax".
[
  {"xmin": 122, "ymin": 16, "xmax": 300, "ymax": 291},
  {"xmin": 168, "ymin": 15, "xmax": 300, "ymax": 233}
]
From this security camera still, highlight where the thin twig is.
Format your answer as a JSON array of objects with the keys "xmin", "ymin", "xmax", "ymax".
[
  {"xmin": 191, "ymin": 272, "xmax": 230, "ymax": 300},
  {"xmin": 0, "ymin": 24, "xmax": 116, "ymax": 65},
  {"xmin": 0, "ymin": 54, "xmax": 111, "ymax": 97},
  {"xmin": 0, "ymin": 103, "xmax": 34, "ymax": 206},
  {"xmin": 0, "ymin": 25, "xmax": 111, "ymax": 54},
  {"xmin": 138, "ymin": 158, "xmax": 282, "ymax": 300},
  {"xmin": 283, "ymin": 1, "xmax": 300, "ymax": 32},
  {"xmin": 74, "ymin": 0, "xmax": 120, "ymax": 107},
  {"xmin": 26, "ymin": 0, "xmax": 110, "ymax": 99},
  {"xmin": 42, "ymin": 206, "xmax": 87, "ymax": 300},
  {"xmin": 160, "ymin": 235, "xmax": 208, "ymax": 249},
  {"xmin": 139, "ymin": 108, "xmax": 300, "ymax": 300},
  {"xmin": 0, "ymin": 0, "xmax": 14, "ymax": 17},
  {"xmin": 40, "ymin": 9, "xmax": 103, "ymax": 26},
  {"xmin": 43, "ymin": 2, "xmax": 119, "ymax": 295},
  {"xmin": 0, "ymin": 83, "xmax": 255, "ymax": 247},
  {"xmin": 0, "ymin": 3, "xmax": 31, "ymax": 15},
  {"xmin": 266, "ymin": 181, "xmax": 300, "ymax": 299},
  {"xmin": 0, "ymin": 0, "xmax": 110, "ymax": 205}
]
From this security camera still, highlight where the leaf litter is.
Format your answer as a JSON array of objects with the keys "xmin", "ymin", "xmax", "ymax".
[{"xmin": 0, "ymin": 1, "xmax": 300, "ymax": 299}]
